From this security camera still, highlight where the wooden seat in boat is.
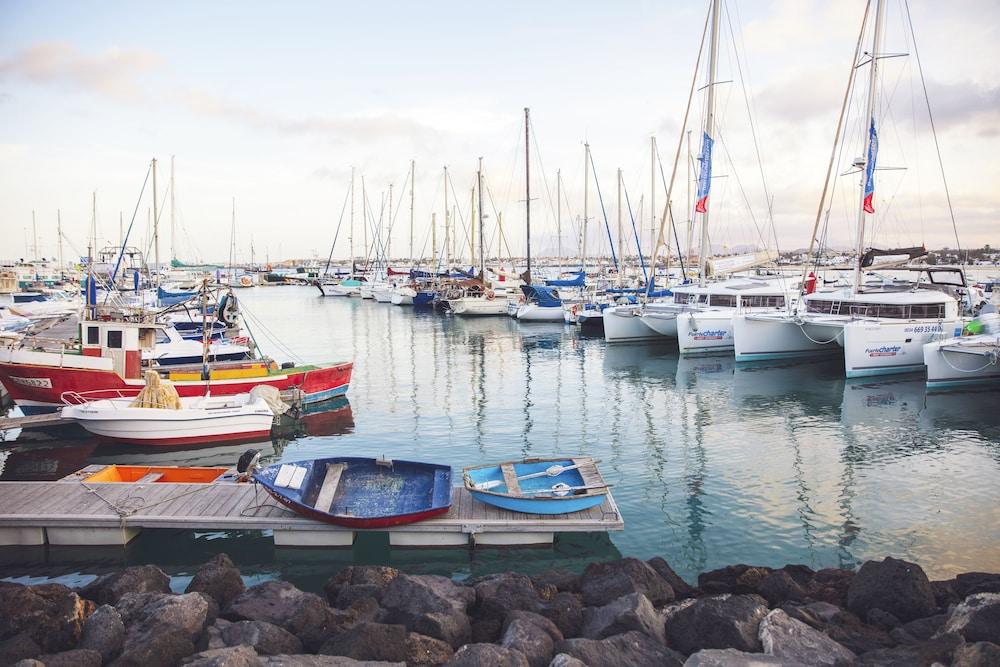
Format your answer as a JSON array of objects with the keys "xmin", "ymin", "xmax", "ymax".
[
  {"xmin": 136, "ymin": 472, "xmax": 163, "ymax": 484},
  {"xmin": 314, "ymin": 463, "xmax": 346, "ymax": 513},
  {"xmin": 500, "ymin": 463, "xmax": 522, "ymax": 496}
]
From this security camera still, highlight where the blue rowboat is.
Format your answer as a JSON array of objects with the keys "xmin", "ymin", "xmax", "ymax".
[
  {"xmin": 463, "ymin": 457, "xmax": 608, "ymax": 515},
  {"xmin": 254, "ymin": 456, "xmax": 452, "ymax": 528}
]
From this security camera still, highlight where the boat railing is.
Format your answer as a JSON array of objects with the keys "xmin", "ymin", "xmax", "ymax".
[{"xmin": 60, "ymin": 388, "xmax": 143, "ymax": 405}]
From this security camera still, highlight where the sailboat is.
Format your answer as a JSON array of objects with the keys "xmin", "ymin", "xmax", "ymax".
[{"xmin": 732, "ymin": 0, "xmax": 980, "ymax": 377}]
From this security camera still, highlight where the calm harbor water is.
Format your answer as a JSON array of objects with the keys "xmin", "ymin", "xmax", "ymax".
[{"xmin": 2, "ymin": 285, "xmax": 999, "ymax": 592}]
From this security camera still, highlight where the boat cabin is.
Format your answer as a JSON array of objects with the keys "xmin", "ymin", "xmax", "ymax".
[
  {"xmin": 80, "ymin": 320, "xmax": 163, "ymax": 380},
  {"xmin": 671, "ymin": 278, "xmax": 796, "ymax": 311},
  {"xmin": 804, "ymin": 266, "xmax": 966, "ymax": 320}
]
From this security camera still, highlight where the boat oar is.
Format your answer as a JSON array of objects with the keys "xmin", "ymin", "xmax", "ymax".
[
  {"xmin": 474, "ymin": 460, "xmax": 601, "ymax": 491},
  {"xmin": 522, "ymin": 483, "xmax": 610, "ymax": 497}
]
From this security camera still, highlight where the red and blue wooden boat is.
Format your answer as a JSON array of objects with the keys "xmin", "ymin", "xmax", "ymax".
[{"xmin": 253, "ymin": 457, "xmax": 452, "ymax": 528}]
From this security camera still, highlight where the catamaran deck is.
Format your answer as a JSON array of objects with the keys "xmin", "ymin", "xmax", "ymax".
[{"xmin": 0, "ymin": 467, "xmax": 624, "ymax": 548}]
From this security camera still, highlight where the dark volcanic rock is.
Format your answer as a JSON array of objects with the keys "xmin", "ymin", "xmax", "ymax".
[
  {"xmin": 944, "ymin": 593, "xmax": 1000, "ymax": 643},
  {"xmin": 472, "ymin": 573, "xmax": 545, "ymax": 621},
  {"xmin": 646, "ymin": 557, "xmax": 696, "ymax": 599},
  {"xmin": 807, "ymin": 568, "xmax": 855, "ymax": 607},
  {"xmin": 79, "ymin": 565, "xmax": 171, "ymax": 605},
  {"xmin": 499, "ymin": 612, "xmax": 563, "ymax": 667},
  {"xmin": 683, "ymin": 648, "xmax": 787, "ymax": 665},
  {"xmin": 406, "ymin": 632, "xmax": 454, "ymax": 667},
  {"xmin": 580, "ymin": 592, "xmax": 664, "ymax": 644},
  {"xmin": 323, "ymin": 566, "xmax": 400, "ymax": 609},
  {"xmin": 531, "ymin": 570, "xmax": 580, "ymax": 594},
  {"xmin": 866, "ymin": 608, "xmax": 902, "ymax": 631},
  {"xmin": 757, "ymin": 570, "xmax": 807, "ymax": 606},
  {"xmin": 318, "ymin": 622, "xmax": 407, "ymax": 663},
  {"xmin": 779, "ymin": 601, "xmax": 841, "ymax": 630},
  {"xmin": 952, "ymin": 641, "xmax": 1000, "ymax": 667},
  {"xmin": 379, "ymin": 574, "xmax": 474, "ymax": 649},
  {"xmin": 579, "ymin": 558, "xmax": 674, "ymax": 607},
  {"xmin": 261, "ymin": 657, "xmax": 404, "ymax": 666},
  {"xmin": 186, "ymin": 554, "xmax": 247, "ymax": 608},
  {"xmin": 115, "ymin": 592, "xmax": 212, "ymax": 667},
  {"xmin": 443, "ymin": 643, "xmax": 529, "ymax": 667},
  {"xmin": 0, "ymin": 633, "xmax": 42, "ymax": 665},
  {"xmin": 537, "ymin": 592, "xmax": 583, "ymax": 639},
  {"xmin": 823, "ymin": 609, "xmax": 895, "ymax": 655},
  {"xmin": 953, "ymin": 572, "xmax": 1000, "ymax": 598},
  {"xmin": 855, "ymin": 631, "xmax": 963, "ymax": 666},
  {"xmin": 555, "ymin": 631, "xmax": 684, "ymax": 667},
  {"xmin": 889, "ymin": 613, "xmax": 946, "ymax": 644},
  {"xmin": 225, "ymin": 581, "xmax": 331, "ymax": 639},
  {"xmin": 35, "ymin": 648, "xmax": 103, "ymax": 667},
  {"xmin": 758, "ymin": 609, "xmax": 855, "ymax": 666},
  {"xmin": 79, "ymin": 603, "xmax": 125, "ymax": 662},
  {"xmin": 0, "ymin": 582, "xmax": 93, "ymax": 653},
  {"xmin": 847, "ymin": 557, "xmax": 936, "ymax": 623},
  {"xmin": 471, "ymin": 618, "xmax": 502, "ymax": 644},
  {"xmin": 547, "ymin": 654, "xmax": 587, "ymax": 667},
  {"xmin": 182, "ymin": 645, "xmax": 263, "ymax": 666},
  {"xmin": 222, "ymin": 620, "xmax": 303, "ymax": 656},
  {"xmin": 664, "ymin": 593, "xmax": 768, "ymax": 655},
  {"xmin": 697, "ymin": 565, "xmax": 772, "ymax": 596}
]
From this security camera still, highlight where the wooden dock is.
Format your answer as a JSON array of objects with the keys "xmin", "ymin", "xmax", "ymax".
[
  {"xmin": 0, "ymin": 470, "xmax": 623, "ymax": 548},
  {"xmin": 0, "ymin": 412, "xmax": 73, "ymax": 431}
]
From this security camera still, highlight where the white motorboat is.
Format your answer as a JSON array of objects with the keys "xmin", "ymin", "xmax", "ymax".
[
  {"xmin": 923, "ymin": 312, "xmax": 1000, "ymax": 390},
  {"xmin": 390, "ymin": 285, "xmax": 416, "ymax": 305},
  {"xmin": 146, "ymin": 326, "xmax": 252, "ymax": 366},
  {"xmin": 61, "ymin": 387, "xmax": 276, "ymax": 446},
  {"xmin": 515, "ymin": 285, "xmax": 565, "ymax": 322}
]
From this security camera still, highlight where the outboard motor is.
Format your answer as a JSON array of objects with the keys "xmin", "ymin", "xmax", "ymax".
[{"xmin": 236, "ymin": 449, "xmax": 262, "ymax": 482}]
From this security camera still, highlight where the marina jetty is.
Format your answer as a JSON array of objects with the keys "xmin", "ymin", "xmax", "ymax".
[{"xmin": 1, "ymin": 555, "xmax": 997, "ymax": 666}]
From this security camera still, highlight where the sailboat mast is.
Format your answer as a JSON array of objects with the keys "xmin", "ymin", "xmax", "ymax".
[
  {"xmin": 362, "ymin": 178, "xmax": 368, "ymax": 265},
  {"xmin": 524, "ymin": 107, "xmax": 532, "ymax": 284},
  {"xmin": 91, "ymin": 191, "xmax": 97, "ymax": 261},
  {"xmin": 431, "ymin": 212, "xmax": 437, "ymax": 269},
  {"xmin": 686, "ymin": 129, "xmax": 693, "ymax": 264},
  {"xmin": 409, "ymin": 160, "xmax": 415, "ymax": 263},
  {"xmin": 170, "ymin": 155, "xmax": 176, "ymax": 264},
  {"xmin": 349, "ymin": 167, "xmax": 355, "ymax": 268},
  {"xmin": 443, "ymin": 166, "xmax": 450, "ymax": 270},
  {"xmin": 698, "ymin": 0, "xmax": 720, "ymax": 288},
  {"xmin": 477, "ymin": 157, "xmax": 485, "ymax": 280},
  {"xmin": 387, "ymin": 182, "xmax": 393, "ymax": 265},
  {"xmin": 31, "ymin": 210, "xmax": 37, "ymax": 260},
  {"xmin": 57, "ymin": 209, "xmax": 63, "ymax": 279},
  {"xmin": 650, "ymin": 137, "xmax": 656, "ymax": 271},
  {"xmin": 854, "ymin": 0, "xmax": 887, "ymax": 294},
  {"xmin": 582, "ymin": 142, "xmax": 589, "ymax": 274},
  {"xmin": 617, "ymin": 168, "xmax": 624, "ymax": 287},
  {"xmin": 152, "ymin": 158, "xmax": 159, "ymax": 287},
  {"xmin": 556, "ymin": 169, "xmax": 562, "ymax": 274},
  {"xmin": 469, "ymin": 186, "xmax": 476, "ymax": 268}
]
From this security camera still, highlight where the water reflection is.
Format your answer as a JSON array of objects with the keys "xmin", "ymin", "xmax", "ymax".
[{"xmin": 1, "ymin": 286, "xmax": 999, "ymax": 588}]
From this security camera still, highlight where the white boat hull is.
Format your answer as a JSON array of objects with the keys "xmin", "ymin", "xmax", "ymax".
[
  {"xmin": 677, "ymin": 310, "xmax": 735, "ymax": 355},
  {"xmin": 733, "ymin": 314, "xmax": 844, "ymax": 363},
  {"xmin": 842, "ymin": 318, "xmax": 963, "ymax": 378},
  {"xmin": 604, "ymin": 305, "xmax": 661, "ymax": 342},
  {"xmin": 390, "ymin": 288, "xmax": 415, "ymax": 305},
  {"xmin": 923, "ymin": 334, "xmax": 1000, "ymax": 390},
  {"xmin": 63, "ymin": 396, "xmax": 274, "ymax": 446},
  {"xmin": 449, "ymin": 298, "xmax": 512, "ymax": 316},
  {"xmin": 516, "ymin": 304, "xmax": 565, "ymax": 322},
  {"xmin": 372, "ymin": 287, "xmax": 393, "ymax": 303}
]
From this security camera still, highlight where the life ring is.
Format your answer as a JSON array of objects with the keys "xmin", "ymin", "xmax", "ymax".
[
  {"xmin": 518, "ymin": 295, "xmax": 526, "ymax": 304},
  {"xmin": 239, "ymin": 275, "xmax": 253, "ymax": 287},
  {"xmin": 485, "ymin": 289, "xmax": 496, "ymax": 301},
  {"xmin": 571, "ymin": 304, "xmax": 580, "ymax": 315}
]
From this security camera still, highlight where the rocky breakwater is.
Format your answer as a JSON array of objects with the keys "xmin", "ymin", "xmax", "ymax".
[{"xmin": 0, "ymin": 554, "xmax": 998, "ymax": 666}]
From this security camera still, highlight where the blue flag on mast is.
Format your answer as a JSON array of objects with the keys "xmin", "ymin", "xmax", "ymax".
[
  {"xmin": 863, "ymin": 117, "xmax": 878, "ymax": 214},
  {"xmin": 695, "ymin": 131, "xmax": 714, "ymax": 213}
]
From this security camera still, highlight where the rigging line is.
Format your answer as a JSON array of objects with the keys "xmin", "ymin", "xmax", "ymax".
[
  {"xmin": 648, "ymin": 1, "xmax": 711, "ymax": 293},
  {"xmin": 903, "ymin": 0, "xmax": 960, "ymax": 256},
  {"xmin": 723, "ymin": 0, "xmax": 780, "ymax": 260},
  {"xmin": 484, "ymin": 180, "xmax": 514, "ymax": 261},
  {"xmin": 323, "ymin": 183, "xmax": 353, "ymax": 274},
  {"xmin": 621, "ymin": 181, "xmax": 649, "ymax": 284},
  {"xmin": 586, "ymin": 148, "xmax": 619, "ymax": 271},
  {"xmin": 528, "ymin": 121, "xmax": 562, "ymax": 246},
  {"xmin": 803, "ymin": 0, "xmax": 871, "ymax": 298},
  {"xmin": 104, "ymin": 162, "xmax": 153, "ymax": 305},
  {"xmin": 654, "ymin": 142, "xmax": 688, "ymax": 282}
]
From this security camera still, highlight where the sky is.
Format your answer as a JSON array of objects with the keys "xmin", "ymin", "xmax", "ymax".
[{"xmin": 1, "ymin": 0, "xmax": 998, "ymax": 265}]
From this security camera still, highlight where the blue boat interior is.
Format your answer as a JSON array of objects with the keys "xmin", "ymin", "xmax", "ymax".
[
  {"xmin": 520, "ymin": 285, "xmax": 563, "ymax": 308},
  {"xmin": 255, "ymin": 457, "xmax": 452, "ymax": 519},
  {"xmin": 465, "ymin": 459, "xmax": 584, "ymax": 496}
]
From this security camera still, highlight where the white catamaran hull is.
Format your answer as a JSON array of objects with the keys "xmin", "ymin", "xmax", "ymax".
[
  {"xmin": 449, "ymin": 298, "xmax": 512, "ymax": 317},
  {"xmin": 733, "ymin": 314, "xmax": 845, "ymax": 363},
  {"xmin": 604, "ymin": 305, "xmax": 661, "ymax": 342},
  {"xmin": 842, "ymin": 319, "xmax": 963, "ymax": 378},
  {"xmin": 515, "ymin": 304, "xmax": 565, "ymax": 322},
  {"xmin": 923, "ymin": 334, "xmax": 1000, "ymax": 390},
  {"xmin": 677, "ymin": 310, "xmax": 735, "ymax": 355}
]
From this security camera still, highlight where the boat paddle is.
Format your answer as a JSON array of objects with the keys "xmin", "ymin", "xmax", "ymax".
[
  {"xmin": 474, "ymin": 460, "xmax": 601, "ymax": 491},
  {"xmin": 521, "ymin": 483, "xmax": 610, "ymax": 496}
]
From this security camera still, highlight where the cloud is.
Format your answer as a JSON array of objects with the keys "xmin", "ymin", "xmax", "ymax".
[
  {"xmin": 923, "ymin": 80, "xmax": 1000, "ymax": 133},
  {"xmin": 0, "ymin": 41, "xmax": 161, "ymax": 102}
]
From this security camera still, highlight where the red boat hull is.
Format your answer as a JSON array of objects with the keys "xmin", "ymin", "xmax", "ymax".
[
  {"xmin": 263, "ymin": 487, "xmax": 451, "ymax": 528},
  {"xmin": 0, "ymin": 361, "xmax": 352, "ymax": 414},
  {"xmin": 93, "ymin": 430, "xmax": 274, "ymax": 447}
]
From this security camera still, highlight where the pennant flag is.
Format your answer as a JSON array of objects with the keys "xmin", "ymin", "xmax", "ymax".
[
  {"xmin": 695, "ymin": 131, "xmax": 714, "ymax": 213},
  {"xmin": 863, "ymin": 117, "xmax": 878, "ymax": 214}
]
